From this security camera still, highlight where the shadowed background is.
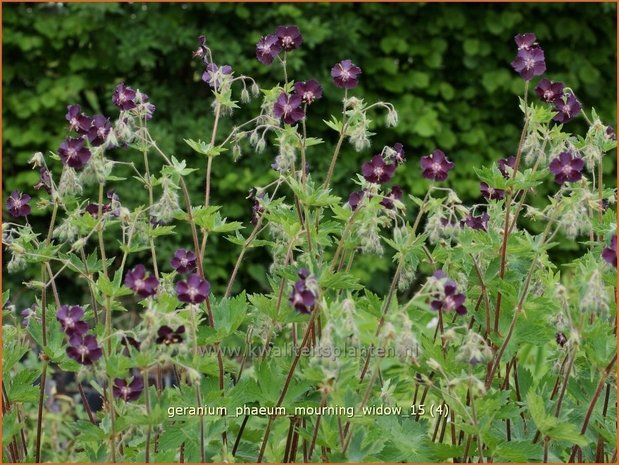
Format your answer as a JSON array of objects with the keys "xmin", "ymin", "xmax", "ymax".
[{"xmin": 3, "ymin": 2, "xmax": 617, "ymax": 307}]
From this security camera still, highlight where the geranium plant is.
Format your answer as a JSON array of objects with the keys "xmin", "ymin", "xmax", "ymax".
[{"xmin": 2, "ymin": 26, "xmax": 616, "ymax": 464}]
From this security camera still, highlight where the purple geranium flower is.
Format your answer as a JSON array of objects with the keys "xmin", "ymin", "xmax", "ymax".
[
  {"xmin": 514, "ymin": 33, "xmax": 538, "ymax": 51},
  {"xmin": 294, "ymin": 80, "xmax": 322, "ymax": 105},
  {"xmin": 602, "ymin": 235, "xmax": 617, "ymax": 268},
  {"xmin": 34, "ymin": 168, "xmax": 52, "ymax": 194},
  {"xmin": 121, "ymin": 335, "xmax": 141, "ymax": 352},
  {"xmin": 112, "ymin": 83, "xmax": 137, "ymax": 111},
  {"xmin": 87, "ymin": 115, "xmax": 112, "ymax": 147},
  {"xmin": 480, "ymin": 182, "xmax": 505, "ymax": 200},
  {"xmin": 549, "ymin": 151, "xmax": 584, "ymax": 185},
  {"xmin": 58, "ymin": 137, "xmax": 91, "ymax": 170},
  {"xmin": 392, "ymin": 143, "xmax": 406, "ymax": 165},
  {"xmin": 431, "ymin": 277, "xmax": 467, "ymax": 315},
  {"xmin": 256, "ymin": 35, "xmax": 282, "ymax": 65},
  {"xmin": 65, "ymin": 104, "xmax": 90, "ymax": 133},
  {"xmin": 176, "ymin": 274, "xmax": 210, "ymax": 304},
  {"xmin": 193, "ymin": 35, "xmax": 209, "ymax": 61},
  {"xmin": 463, "ymin": 212, "xmax": 490, "ymax": 231},
  {"xmin": 420, "ymin": 149, "xmax": 454, "ymax": 181},
  {"xmin": 362, "ymin": 155, "xmax": 396, "ymax": 184},
  {"xmin": 380, "ymin": 186, "xmax": 403, "ymax": 209},
  {"xmin": 511, "ymin": 47, "xmax": 546, "ymax": 81},
  {"xmin": 535, "ymin": 79, "xmax": 564, "ymax": 103},
  {"xmin": 124, "ymin": 265, "xmax": 159, "ymax": 298},
  {"xmin": 202, "ymin": 63, "xmax": 233, "ymax": 89},
  {"xmin": 112, "ymin": 376, "xmax": 144, "ymax": 402},
  {"xmin": 331, "ymin": 60, "xmax": 362, "ymax": 89},
  {"xmin": 56, "ymin": 305, "xmax": 89, "ymax": 337},
  {"xmin": 289, "ymin": 268, "xmax": 316, "ymax": 314},
  {"xmin": 552, "ymin": 92, "xmax": 582, "ymax": 124},
  {"xmin": 6, "ymin": 191, "xmax": 31, "ymax": 218},
  {"xmin": 276, "ymin": 25, "xmax": 303, "ymax": 52},
  {"xmin": 170, "ymin": 249, "xmax": 197, "ymax": 274},
  {"xmin": 66, "ymin": 334, "xmax": 103, "ymax": 365},
  {"xmin": 348, "ymin": 190, "xmax": 365, "ymax": 211},
  {"xmin": 556, "ymin": 332, "xmax": 567, "ymax": 347},
  {"xmin": 273, "ymin": 92, "xmax": 305, "ymax": 125},
  {"xmin": 606, "ymin": 126, "xmax": 616, "ymax": 141},
  {"xmin": 497, "ymin": 156, "xmax": 517, "ymax": 179},
  {"xmin": 156, "ymin": 325, "xmax": 186, "ymax": 345},
  {"xmin": 84, "ymin": 203, "xmax": 111, "ymax": 218}
]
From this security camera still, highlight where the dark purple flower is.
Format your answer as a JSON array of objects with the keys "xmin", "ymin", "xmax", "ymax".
[
  {"xmin": 121, "ymin": 335, "xmax": 141, "ymax": 352},
  {"xmin": 273, "ymin": 92, "xmax": 305, "ymax": 125},
  {"xmin": 202, "ymin": 63, "xmax": 233, "ymax": 89},
  {"xmin": 84, "ymin": 203, "xmax": 111, "ymax": 218},
  {"xmin": 156, "ymin": 325, "xmax": 186, "ymax": 345},
  {"xmin": 480, "ymin": 182, "xmax": 505, "ymax": 200},
  {"xmin": 511, "ymin": 47, "xmax": 546, "ymax": 81},
  {"xmin": 606, "ymin": 126, "xmax": 616, "ymax": 141},
  {"xmin": 552, "ymin": 92, "xmax": 582, "ymax": 124},
  {"xmin": 289, "ymin": 270, "xmax": 315, "ymax": 314},
  {"xmin": 431, "ymin": 279, "xmax": 467, "ymax": 315},
  {"xmin": 602, "ymin": 235, "xmax": 617, "ymax": 268},
  {"xmin": 380, "ymin": 186, "xmax": 403, "ymax": 209},
  {"xmin": 497, "ymin": 156, "xmax": 517, "ymax": 179},
  {"xmin": 58, "ymin": 137, "xmax": 91, "ymax": 170},
  {"xmin": 112, "ymin": 83, "xmax": 137, "ymax": 111},
  {"xmin": 112, "ymin": 376, "xmax": 144, "ymax": 402},
  {"xmin": 463, "ymin": 212, "xmax": 490, "ymax": 231},
  {"xmin": 392, "ymin": 143, "xmax": 406, "ymax": 165},
  {"xmin": 420, "ymin": 149, "xmax": 454, "ymax": 182},
  {"xmin": 535, "ymin": 79, "xmax": 564, "ymax": 103},
  {"xmin": 65, "ymin": 104, "xmax": 87, "ymax": 132},
  {"xmin": 331, "ymin": 60, "xmax": 362, "ymax": 89},
  {"xmin": 276, "ymin": 25, "xmax": 303, "ymax": 52},
  {"xmin": 34, "ymin": 168, "xmax": 52, "ymax": 194},
  {"xmin": 362, "ymin": 155, "xmax": 396, "ymax": 184},
  {"xmin": 66, "ymin": 334, "xmax": 102, "ymax": 365},
  {"xmin": 548, "ymin": 151, "xmax": 584, "ymax": 185},
  {"xmin": 20, "ymin": 304, "xmax": 36, "ymax": 327},
  {"xmin": 176, "ymin": 274, "xmax": 210, "ymax": 304},
  {"xmin": 348, "ymin": 190, "xmax": 365, "ymax": 211},
  {"xmin": 87, "ymin": 115, "xmax": 112, "ymax": 147},
  {"xmin": 193, "ymin": 34, "xmax": 209, "ymax": 60},
  {"xmin": 56, "ymin": 305, "xmax": 89, "ymax": 337},
  {"xmin": 124, "ymin": 265, "xmax": 159, "ymax": 298},
  {"xmin": 251, "ymin": 200, "xmax": 265, "ymax": 226},
  {"xmin": 171, "ymin": 249, "xmax": 197, "ymax": 274},
  {"xmin": 294, "ymin": 80, "xmax": 322, "ymax": 105},
  {"xmin": 514, "ymin": 33, "xmax": 538, "ymax": 51},
  {"xmin": 6, "ymin": 191, "xmax": 31, "ymax": 218},
  {"xmin": 256, "ymin": 35, "xmax": 282, "ymax": 65},
  {"xmin": 556, "ymin": 332, "xmax": 567, "ymax": 347}
]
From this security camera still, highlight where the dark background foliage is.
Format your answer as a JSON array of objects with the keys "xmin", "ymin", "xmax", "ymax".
[{"xmin": 3, "ymin": 2, "xmax": 616, "ymax": 303}]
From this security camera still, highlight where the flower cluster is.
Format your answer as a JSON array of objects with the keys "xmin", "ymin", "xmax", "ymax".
[
  {"xmin": 289, "ymin": 268, "xmax": 316, "ymax": 314},
  {"xmin": 57, "ymin": 305, "xmax": 103, "ymax": 365},
  {"xmin": 511, "ymin": 33, "xmax": 546, "ymax": 81},
  {"xmin": 256, "ymin": 25, "xmax": 303, "ymax": 65},
  {"xmin": 602, "ymin": 235, "xmax": 617, "ymax": 268},
  {"xmin": 430, "ymin": 270, "xmax": 467, "ymax": 315}
]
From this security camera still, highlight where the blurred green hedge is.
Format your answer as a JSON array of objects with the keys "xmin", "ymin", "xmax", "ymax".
[{"xmin": 3, "ymin": 2, "xmax": 616, "ymax": 300}]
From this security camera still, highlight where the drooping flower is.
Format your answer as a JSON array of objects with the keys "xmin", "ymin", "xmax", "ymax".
[
  {"xmin": 289, "ymin": 268, "xmax": 316, "ymax": 314},
  {"xmin": 112, "ymin": 83, "xmax": 137, "ymax": 111},
  {"xmin": 431, "ymin": 274, "xmax": 467, "ymax": 315},
  {"xmin": 362, "ymin": 155, "xmax": 396, "ymax": 184},
  {"xmin": 66, "ymin": 334, "xmax": 103, "ymax": 365},
  {"xmin": 552, "ymin": 91, "xmax": 582, "ymax": 124},
  {"xmin": 256, "ymin": 35, "xmax": 282, "ymax": 65},
  {"xmin": 511, "ymin": 47, "xmax": 546, "ymax": 81},
  {"xmin": 6, "ymin": 191, "xmax": 31, "ymax": 218},
  {"xmin": 480, "ymin": 182, "xmax": 505, "ymax": 200},
  {"xmin": 112, "ymin": 376, "xmax": 144, "ymax": 402},
  {"xmin": 135, "ymin": 91, "xmax": 156, "ymax": 121},
  {"xmin": 514, "ymin": 33, "xmax": 538, "ymax": 51},
  {"xmin": 420, "ymin": 149, "xmax": 454, "ymax": 181},
  {"xmin": 463, "ymin": 212, "xmax": 490, "ymax": 231},
  {"xmin": 56, "ymin": 305, "xmax": 89, "ymax": 337},
  {"xmin": 273, "ymin": 92, "xmax": 305, "ymax": 125},
  {"xmin": 58, "ymin": 137, "xmax": 91, "ymax": 170},
  {"xmin": 175, "ymin": 273, "xmax": 210, "ymax": 304},
  {"xmin": 606, "ymin": 125, "xmax": 616, "ymax": 141},
  {"xmin": 556, "ymin": 332, "xmax": 567, "ymax": 347},
  {"xmin": 276, "ymin": 25, "xmax": 303, "ymax": 52},
  {"xmin": 193, "ymin": 35, "xmax": 209, "ymax": 61},
  {"xmin": 293, "ymin": 80, "xmax": 322, "ymax": 105},
  {"xmin": 602, "ymin": 235, "xmax": 617, "ymax": 268},
  {"xmin": 124, "ymin": 264, "xmax": 159, "ymax": 298},
  {"xmin": 331, "ymin": 60, "xmax": 362, "ymax": 89},
  {"xmin": 121, "ymin": 335, "xmax": 141, "ymax": 352},
  {"xmin": 156, "ymin": 325, "xmax": 186, "ymax": 345},
  {"xmin": 170, "ymin": 249, "xmax": 197, "ymax": 274},
  {"xmin": 548, "ymin": 151, "xmax": 584, "ymax": 185},
  {"xmin": 202, "ymin": 63, "xmax": 233, "ymax": 89},
  {"xmin": 392, "ymin": 143, "xmax": 406, "ymax": 165},
  {"xmin": 497, "ymin": 156, "xmax": 517, "ymax": 179},
  {"xmin": 87, "ymin": 115, "xmax": 112, "ymax": 147},
  {"xmin": 535, "ymin": 79, "xmax": 564, "ymax": 103},
  {"xmin": 380, "ymin": 186, "xmax": 403, "ymax": 209},
  {"xmin": 34, "ymin": 168, "xmax": 52, "ymax": 194},
  {"xmin": 84, "ymin": 203, "xmax": 111, "ymax": 218},
  {"xmin": 348, "ymin": 190, "xmax": 365, "ymax": 211}
]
